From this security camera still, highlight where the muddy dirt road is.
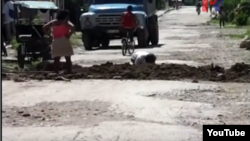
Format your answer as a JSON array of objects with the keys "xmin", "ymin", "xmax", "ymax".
[{"xmin": 2, "ymin": 7, "xmax": 250, "ymax": 141}]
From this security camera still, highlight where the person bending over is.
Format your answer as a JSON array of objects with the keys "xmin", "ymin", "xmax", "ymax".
[{"xmin": 131, "ymin": 51, "xmax": 157, "ymax": 66}]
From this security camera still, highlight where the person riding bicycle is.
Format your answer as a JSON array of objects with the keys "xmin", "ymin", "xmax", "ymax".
[
  {"xmin": 131, "ymin": 51, "xmax": 157, "ymax": 66},
  {"xmin": 121, "ymin": 5, "xmax": 136, "ymax": 43}
]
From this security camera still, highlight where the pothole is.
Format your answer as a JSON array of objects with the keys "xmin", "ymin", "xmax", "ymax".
[{"xmin": 2, "ymin": 101, "xmax": 130, "ymax": 127}]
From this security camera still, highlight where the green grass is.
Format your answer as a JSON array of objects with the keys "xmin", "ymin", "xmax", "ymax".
[
  {"xmin": 209, "ymin": 16, "xmax": 250, "ymax": 39},
  {"xmin": 2, "ymin": 59, "xmax": 43, "ymax": 73},
  {"xmin": 224, "ymin": 29, "xmax": 250, "ymax": 39},
  {"xmin": 209, "ymin": 19, "xmax": 238, "ymax": 28},
  {"xmin": 11, "ymin": 38, "xmax": 19, "ymax": 50},
  {"xmin": 209, "ymin": 18, "xmax": 250, "ymax": 29},
  {"xmin": 210, "ymin": 18, "xmax": 220, "ymax": 24},
  {"xmin": 2, "ymin": 61, "xmax": 18, "ymax": 73},
  {"xmin": 224, "ymin": 34, "xmax": 245, "ymax": 39},
  {"xmin": 30, "ymin": 61, "xmax": 42, "ymax": 68},
  {"xmin": 245, "ymin": 29, "xmax": 250, "ymax": 38},
  {"xmin": 210, "ymin": 19, "xmax": 233, "ymax": 27}
]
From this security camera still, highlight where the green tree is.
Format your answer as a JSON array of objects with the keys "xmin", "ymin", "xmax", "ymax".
[
  {"xmin": 222, "ymin": 0, "xmax": 250, "ymax": 25},
  {"xmin": 156, "ymin": 0, "xmax": 167, "ymax": 10}
]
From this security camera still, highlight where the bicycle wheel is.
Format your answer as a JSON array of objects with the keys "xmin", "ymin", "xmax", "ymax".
[
  {"xmin": 128, "ymin": 40, "xmax": 135, "ymax": 55},
  {"xmin": 122, "ymin": 39, "xmax": 127, "ymax": 56}
]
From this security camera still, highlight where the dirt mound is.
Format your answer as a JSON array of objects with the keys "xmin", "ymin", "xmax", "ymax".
[
  {"xmin": 3, "ymin": 62, "xmax": 250, "ymax": 82},
  {"xmin": 35, "ymin": 61, "xmax": 84, "ymax": 71}
]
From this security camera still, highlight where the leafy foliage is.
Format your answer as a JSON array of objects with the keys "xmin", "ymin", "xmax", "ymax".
[
  {"xmin": 235, "ymin": 12, "xmax": 249, "ymax": 26},
  {"xmin": 217, "ymin": 0, "xmax": 250, "ymax": 26},
  {"xmin": 156, "ymin": 0, "xmax": 168, "ymax": 10}
]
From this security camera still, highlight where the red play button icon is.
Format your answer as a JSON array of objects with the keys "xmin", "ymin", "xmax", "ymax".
[{"xmin": 210, "ymin": 0, "xmax": 217, "ymax": 5}]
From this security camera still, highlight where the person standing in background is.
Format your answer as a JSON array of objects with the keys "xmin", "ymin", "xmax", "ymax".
[
  {"xmin": 196, "ymin": 1, "xmax": 202, "ymax": 12},
  {"xmin": 219, "ymin": 6, "xmax": 225, "ymax": 28},
  {"xmin": 43, "ymin": 10, "xmax": 75, "ymax": 73},
  {"xmin": 208, "ymin": 0, "xmax": 212, "ymax": 13},
  {"xmin": 2, "ymin": 0, "xmax": 16, "ymax": 44}
]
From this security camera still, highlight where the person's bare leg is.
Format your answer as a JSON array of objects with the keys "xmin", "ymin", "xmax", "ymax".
[
  {"xmin": 54, "ymin": 57, "xmax": 60, "ymax": 73},
  {"xmin": 65, "ymin": 56, "xmax": 72, "ymax": 73}
]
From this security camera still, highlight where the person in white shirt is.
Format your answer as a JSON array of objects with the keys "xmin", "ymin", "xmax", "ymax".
[
  {"xmin": 130, "ymin": 51, "xmax": 157, "ymax": 65},
  {"xmin": 2, "ymin": 0, "xmax": 15, "ymax": 43}
]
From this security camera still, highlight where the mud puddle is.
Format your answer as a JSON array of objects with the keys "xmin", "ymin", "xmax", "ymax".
[{"xmin": 2, "ymin": 62, "xmax": 250, "ymax": 82}]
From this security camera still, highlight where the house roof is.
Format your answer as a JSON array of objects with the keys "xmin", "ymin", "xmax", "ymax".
[{"xmin": 14, "ymin": 1, "xmax": 58, "ymax": 9}]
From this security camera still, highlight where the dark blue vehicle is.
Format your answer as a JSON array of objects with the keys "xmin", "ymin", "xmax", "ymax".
[{"xmin": 80, "ymin": 0, "xmax": 159, "ymax": 50}]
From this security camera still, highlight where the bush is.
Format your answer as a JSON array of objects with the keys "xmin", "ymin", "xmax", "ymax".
[
  {"xmin": 238, "ymin": 1, "xmax": 250, "ymax": 16},
  {"xmin": 33, "ymin": 15, "xmax": 44, "ymax": 25},
  {"xmin": 247, "ymin": 29, "xmax": 250, "ymax": 37},
  {"xmin": 223, "ymin": 0, "xmax": 239, "ymax": 12},
  {"xmin": 235, "ymin": 12, "xmax": 249, "ymax": 26},
  {"xmin": 223, "ymin": 0, "xmax": 240, "ymax": 22},
  {"xmin": 11, "ymin": 38, "xmax": 19, "ymax": 50},
  {"xmin": 216, "ymin": 0, "xmax": 250, "ymax": 25},
  {"xmin": 247, "ymin": 17, "xmax": 250, "ymax": 25},
  {"xmin": 156, "ymin": 0, "xmax": 167, "ymax": 10}
]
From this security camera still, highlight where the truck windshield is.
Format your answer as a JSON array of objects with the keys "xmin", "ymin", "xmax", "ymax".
[{"xmin": 92, "ymin": 0, "xmax": 142, "ymax": 4}]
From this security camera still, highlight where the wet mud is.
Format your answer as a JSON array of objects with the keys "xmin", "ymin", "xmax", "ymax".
[{"xmin": 2, "ymin": 62, "xmax": 250, "ymax": 82}]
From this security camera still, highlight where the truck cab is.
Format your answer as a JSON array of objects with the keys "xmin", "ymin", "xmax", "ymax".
[{"xmin": 80, "ymin": 0, "xmax": 159, "ymax": 50}]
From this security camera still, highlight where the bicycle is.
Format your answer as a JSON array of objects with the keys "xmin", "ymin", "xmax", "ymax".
[{"xmin": 121, "ymin": 28, "xmax": 136, "ymax": 56}]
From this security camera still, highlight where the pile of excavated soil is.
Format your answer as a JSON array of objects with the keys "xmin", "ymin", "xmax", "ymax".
[{"xmin": 2, "ymin": 62, "xmax": 250, "ymax": 82}]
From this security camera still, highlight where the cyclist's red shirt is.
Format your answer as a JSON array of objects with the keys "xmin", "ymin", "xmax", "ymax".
[{"xmin": 122, "ymin": 12, "xmax": 136, "ymax": 28}]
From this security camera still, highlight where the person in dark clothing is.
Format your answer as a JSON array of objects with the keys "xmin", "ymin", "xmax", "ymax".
[
  {"xmin": 209, "ymin": 4, "xmax": 212, "ymax": 13},
  {"xmin": 196, "ymin": 2, "xmax": 201, "ymax": 14},
  {"xmin": 196, "ymin": 2, "xmax": 201, "ymax": 7},
  {"xmin": 121, "ymin": 5, "xmax": 136, "ymax": 42},
  {"xmin": 219, "ymin": 6, "xmax": 225, "ymax": 28},
  {"xmin": 2, "ymin": 0, "xmax": 16, "ymax": 43}
]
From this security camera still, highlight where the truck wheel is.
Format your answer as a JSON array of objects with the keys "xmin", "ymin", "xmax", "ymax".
[
  {"xmin": 93, "ymin": 40, "xmax": 100, "ymax": 47},
  {"xmin": 137, "ymin": 29, "xmax": 148, "ymax": 48},
  {"xmin": 82, "ymin": 33, "xmax": 93, "ymax": 50},
  {"xmin": 149, "ymin": 25, "xmax": 159, "ymax": 45},
  {"xmin": 101, "ymin": 38, "xmax": 110, "ymax": 47},
  {"xmin": 42, "ymin": 46, "xmax": 52, "ymax": 61},
  {"xmin": 42, "ymin": 49, "xmax": 52, "ymax": 61}
]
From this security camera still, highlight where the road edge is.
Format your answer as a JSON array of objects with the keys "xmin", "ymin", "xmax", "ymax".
[{"xmin": 157, "ymin": 8, "xmax": 174, "ymax": 18}]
